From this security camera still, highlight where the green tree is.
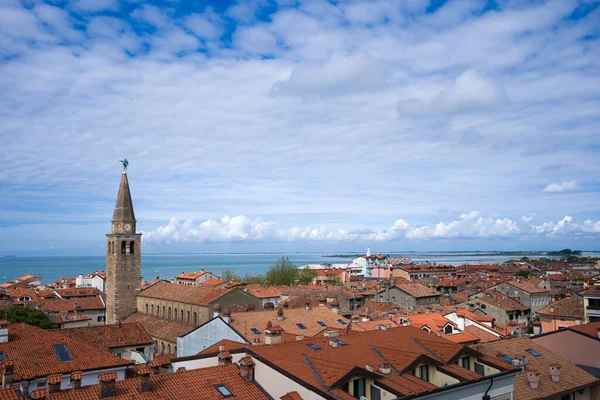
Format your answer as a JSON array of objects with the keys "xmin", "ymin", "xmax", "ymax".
[
  {"xmin": 265, "ymin": 257, "xmax": 298, "ymax": 286},
  {"xmin": 297, "ymin": 268, "xmax": 317, "ymax": 285},
  {"xmin": 221, "ymin": 267, "xmax": 242, "ymax": 282},
  {"xmin": 515, "ymin": 270, "xmax": 532, "ymax": 278},
  {"xmin": 244, "ymin": 274, "xmax": 267, "ymax": 285},
  {"xmin": 0, "ymin": 306, "xmax": 57, "ymax": 329}
]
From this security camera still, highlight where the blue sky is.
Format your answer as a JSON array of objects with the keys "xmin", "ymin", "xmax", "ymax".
[{"xmin": 1, "ymin": 0, "xmax": 600, "ymax": 255}]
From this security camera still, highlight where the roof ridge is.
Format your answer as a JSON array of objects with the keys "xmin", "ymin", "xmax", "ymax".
[{"xmin": 411, "ymin": 338, "xmax": 445, "ymax": 363}]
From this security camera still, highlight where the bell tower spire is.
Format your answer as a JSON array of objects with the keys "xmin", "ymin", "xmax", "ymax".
[{"xmin": 106, "ymin": 162, "xmax": 142, "ymax": 325}]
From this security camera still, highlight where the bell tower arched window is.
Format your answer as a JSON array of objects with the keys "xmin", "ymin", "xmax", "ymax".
[
  {"xmin": 130, "ymin": 241, "xmax": 135, "ymax": 254},
  {"xmin": 121, "ymin": 241, "xmax": 126, "ymax": 254}
]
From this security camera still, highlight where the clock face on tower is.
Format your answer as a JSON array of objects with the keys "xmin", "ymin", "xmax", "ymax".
[{"xmin": 124, "ymin": 224, "xmax": 131, "ymax": 232}]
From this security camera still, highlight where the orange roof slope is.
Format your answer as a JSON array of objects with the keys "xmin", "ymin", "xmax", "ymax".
[
  {"xmin": 55, "ymin": 322, "xmax": 153, "ymax": 352},
  {"xmin": 138, "ymin": 281, "xmax": 231, "ymax": 305},
  {"xmin": 0, "ymin": 364, "xmax": 268, "ymax": 399},
  {"xmin": 0, "ymin": 323, "xmax": 131, "ymax": 382}
]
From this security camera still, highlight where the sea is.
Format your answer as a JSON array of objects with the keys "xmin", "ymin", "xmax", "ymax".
[{"xmin": 0, "ymin": 251, "xmax": 586, "ymax": 285}]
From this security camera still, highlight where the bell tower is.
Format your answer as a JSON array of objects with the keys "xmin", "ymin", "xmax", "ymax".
[{"xmin": 105, "ymin": 169, "xmax": 142, "ymax": 324}]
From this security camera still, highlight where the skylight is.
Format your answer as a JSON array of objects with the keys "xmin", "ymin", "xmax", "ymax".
[
  {"xmin": 0, "ymin": 352, "xmax": 5, "ymax": 361},
  {"xmin": 337, "ymin": 319, "xmax": 347, "ymax": 325},
  {"xmin": 317, "ymin": 321, "xmax": 327, "ymax": 327},
  {"xmin": 251, "ymin": 328, "xmax": 261, "ymax": 335},
  {"xmin": 306, "ymin": 343, "xmax": 321, "ymax": 350},
  {"xmin": 215, "ymin": 384, "xmax": 233, "ymax": 398},
  {"xmin": 499, "ymin": 354, "xmax": 513, "ymax": 363},
  {"xmin": 52, "ymin": 344, "xmax": 72, "ymax": 362},
  {"xmin": 526, "ymin": 349, "xmax": 542, "ymax": 357},
  {"xmin": 334, "ymin": 339, "xmax": 348, "ymax": 346},
  {"xmin": 297, "ymin": 323, "xmax": 307, "ymax": 330}
]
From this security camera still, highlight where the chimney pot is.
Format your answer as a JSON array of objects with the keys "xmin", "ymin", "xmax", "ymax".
[
  {"xmin": 238, "ymin": 356, "xmax": 255, "ymax": 382},
  {"xmin": 1, "ymin": 361, "xmax": 15, "ymax": 388},
  {"xmin": 527, "ymin": 370, "xmax": 540, "ymax": 389},
  {"xmin": 30, "ymin": 388, "xmax": 46, "ymax": 400}
]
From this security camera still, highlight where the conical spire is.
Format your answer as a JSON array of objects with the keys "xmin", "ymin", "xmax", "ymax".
[{"xmin": 112, "ymin": 172, "xmax": 136, "ymax": 222}]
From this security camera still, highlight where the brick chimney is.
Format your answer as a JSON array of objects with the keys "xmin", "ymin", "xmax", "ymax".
[
  {"xmin": 99, "ymin": 372, "xmax": 118, "ymax": 398},
  {"xmin": 1, "ymin": 361, "xmax": 15, "ymax": 388},
  {"xmin": 305, "ymin": 299, "xmax": 311, "ymax": 311},
  {"xmin": 238, "ymin": 356, "xmax": 255, "ymax": 382},
  {"xmin": 47, "ymin": 374, "xmax": 62, "ymax": 394},
  {"xmin": 277, "ymin": 307, "xmax": 284, "ymax": 321},
  {"xmin": 213, "ymin": 303, "xmax": 221, "ymax": 319},
  {"xmin": 222, "ymin": 308, "xmax": 231, "ymax": 324},
  {"xmin": 379, "ymin": 363, "xmax": 391, "ymax": 375},
  {"xmin": 0, "ymin": 321, "xmax": 9, "ymax": 344},
  {"xmin": 70, "ymin": 371, "xmax": 82, "ymax": 390},
  {"xmin": 218, "ymin": 347, "xmax": 233, "ymax": 365},
  {"xmin": 549, "ymin": 364, "xmax": 561, "ymax": 382},
  {"xmin": 137, "ymin": 366, "xmax": 151, "ymax": 393}
]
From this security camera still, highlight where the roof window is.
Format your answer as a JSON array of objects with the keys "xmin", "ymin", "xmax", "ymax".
[
  {"xmin": 297, "ymin": 323, "xmax": 307, "ymax": 330},
  {"xmin": 215, "ymin": 384, "xmax": 233, "ymax": 398},
  {"xmin": 0, "ymin": 352, "xmax": 5, "ymax": 361},
  {"xmin": 317, "ymin": 321, "xmax": 327, "ymax": 327},
  {"xmin": 499, "ymin": 354, "xmax": 513, "ymax": 363},
  {"xmin": 52, "ymin": 344, "xmax": 72, "ymax": 362},
  {"xmin": 526, "ymin": 349, "xmax": 542, "ymax": 357},
  {"xmin": 306, "ymin": 343, "xmax": 321, "ymax": 350},
  {"xmin": 250, "ymin": 328, "xmax": 261, "ymax": 335},
  {"xmin": 334, "ymin": 339, "xmax": 348, "ymax": 346},
  {"xmin": 337, "ymin": 319, "xmax": 347, "ymax": 325}
]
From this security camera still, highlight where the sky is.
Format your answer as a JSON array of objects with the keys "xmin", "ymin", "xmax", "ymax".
[{"xmin": 1, "ymin": 0, "xmax": 599, "ymax": 255}]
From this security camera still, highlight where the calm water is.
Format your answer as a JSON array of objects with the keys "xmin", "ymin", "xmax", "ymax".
[{"xmin": 0, "ymin": 251, "xmax": 582, "ymax": 285}]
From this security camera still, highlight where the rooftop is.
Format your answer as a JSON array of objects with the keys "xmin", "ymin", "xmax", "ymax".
[
  {"xmin": 138, "ymin": 281, "xmax": 232, "ymax": 306},
  {"xmin": 122, "ymin": 314, "xmax": 194, "ymax": 343},
  {"xmin": 537, "ymin": 298, "xmax": 583, "ymax": 319},
  {"xmin": 55, "ymin": 322, "xmax": 153, "ymax": 353}
]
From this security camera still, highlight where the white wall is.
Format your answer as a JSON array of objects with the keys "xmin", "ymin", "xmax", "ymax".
[
  {"xmin": 173, "ymin": 353, "xmax": 246, "ymax": 371},
  {"xmin": 176, "ymin": 317, "xmax": 246, "ymax": 357},
  {"xmin": 25, "ymin": 367, "xmax": 127, "ymax": 394},
  {"xmin": 254, "ymin": 358, "xmax": 327, "ymax": 400}
]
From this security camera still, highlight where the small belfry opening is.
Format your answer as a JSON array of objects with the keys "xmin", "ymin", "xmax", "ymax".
[
  {"xmin": 130, "ymin": 241, "xmax": 135, "ymax": 254},
  {"xmin": 121, "ymin": 241, "xmax": 126, "ymax": 254}
]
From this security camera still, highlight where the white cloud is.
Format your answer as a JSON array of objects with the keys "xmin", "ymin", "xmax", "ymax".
[
  {"xmin": 542, "ymin": 180, "xmax": 582, "ymax": 193},
  {"xmin": 398, "ymin": 69, "xmax": 508, "ymax": 116},
  {"xmin": 144, "ymin": 212, "xmax": 523, "ymax": 244},
  {"xmin": 522, "ymin": 213, "xmax": 536, "ymax": 223},
  {"xmin": 183, "ymin": 11, "xmax": 223, "ymax": 40},
  {"xmin": 533, "ymin": 215, "xmax": 600, "ymax": 236}
]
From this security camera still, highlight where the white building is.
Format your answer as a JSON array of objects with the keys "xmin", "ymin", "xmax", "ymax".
[{"xmin": 75, "ymin": 271, "xmax": 106, "ymax": 292}]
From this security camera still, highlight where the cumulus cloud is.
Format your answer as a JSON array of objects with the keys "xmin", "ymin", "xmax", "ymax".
[
  {"xmin": 397, "ymin": 69, "xmax": 508, "ymax": 116},
  {"xmin": 533, "ymin": 215, "xmax": 600, "ymax": 236},
  {"xmin": 144, "ymin": 212, "xmax": 522, "ymax": 244},
  {"xmin": 522, "ymin": 213, "xmax": 536, "ymax": 223},
  {"xmin": 542, "ymin": 180, "xmax": 582, "ymax": 193}
]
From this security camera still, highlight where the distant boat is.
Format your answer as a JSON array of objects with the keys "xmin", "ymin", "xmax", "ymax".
[{"xmin": 5, "ymin": 255, "xmax": 15, "ymax": 258}]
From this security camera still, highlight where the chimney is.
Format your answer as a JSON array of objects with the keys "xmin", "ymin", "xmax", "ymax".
[
  {"xmin": 305, "ymin": 299, "xmax": 311, "ymax": 311},
  {"xmin": 238, "ymin": 356, "xmax": 255, "ymax": 382},
  {"xmin": 1, "ymin": 361, "xmax": 15, "ymax": 388},
  {"xmin": 0, "ymin": 320, "xmax": 9, "ymax": 343},
  {"xmin": 331, "ymin": 299, "xmax": 340, "ymax": 314},
  {"xmin": 70, "ymin": 371, "xmax": 82, "ymax": 390},
  {"xmin": 47, "ymin": 374, "xmax": 62, "ymax": 394},
  {"xmin": 277, "ymin": 307, "xmax": 284, "ymax": 321},
  {"xmin": 318, "ymin": 295, "xmax": 326, "ymax": 307},
  {"xmin": 527, "ymin": 370, "xmax": 540, "ymax": 389},
  {"xmin": 218, "ymin": 348, "xmax": 233, "ymax": 365},
  {"xmin": 30, "ymin": 389, "xmax": 46, "ymax": 400},
  {"xmin": 137, "ymin": 366, "xmax": 151, "ymax": 393},
  {"xmin": 379, "ymin": 363, "xmax": 391, "ymax": 375},
  {"xmin": 176, "ymin": 367, "xmax": 186, "ymax": 373},
  {"xmin": 99, "ymin": 372, "xmax": 117, "ymax": 399},
  {"xmin": 549, "ymin": 364, "xmax": 561, "ymax": 383},
  {"xmin": 329, "ymin": 340, "xmax": 338, "ymax": 348},
  {"xmin": 19, "ymin": 381, "xmax": 29, "ymax": 396},
  {"xmin": 265, "ymin": 324, "xmax": 283, "ymax": 345},
  {"xmin": 213, "ymin": 303, "xmax": 221, "ymax": 319},
  {"xmin": 222, "ymin": 308, "xmax": 231, "ymax": 324}
]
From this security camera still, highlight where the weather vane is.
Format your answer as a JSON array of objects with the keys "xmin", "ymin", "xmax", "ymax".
[{"xmin": 119, "ymin": 159, "xmax": 129, "ymax": 171}]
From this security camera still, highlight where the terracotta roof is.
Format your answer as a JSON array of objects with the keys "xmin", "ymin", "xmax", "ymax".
[
  {"xmin": 198, "ymin": 339, "xmax": 248, "ymax": 355},
  {"xmin": 229, "ymin": 307, "xmax": 350, "ymax": 344},
  {"xmin": 568, "ymin": 321, "xmax": 600, "ymax": 339},
  {"xmin": 150, "ymin": 353, "xmax": 175, "ymax": 367},
  {"xmin": 463, "ymin": 325, "xmax": 500, "ymax": 343},
  {"xmin": 201, "ymin": 279, "xmax": 226, "ymax": 286},
  {"xmin": 175, "ymin": 271, "xmax": 207, "ymax": 280},
  {"xmin": 437, "ymin": 278, "xmax": 466, "ymax": 287},
  {"xmin": 0, "ymin": 323, "xmax": 131, "ymax": 382},
  {"xmin": 280, "ymin": 391, "xmax": 304, "ymax": 400},
  {"xmin": 54, "ymin": 322, "xmax": 153, "ymax": 352},
  {"xmin": 394, "ymin": 283, "xmax": 440, "ymax": 298},
  {"xmin": 54, "ymin": 288, "xmax": 102, "ymax": 298},
  {"xmin": 250, "ymin": 326, "xmax": 514, "ymax": 398},
  {"xmin": 122, "ymin": 314, "xmax": 194, "ymax": 343},
  {"xmin": 138, "ymin": 281, "xmax": 231, "ymax": 306},
  {"xmin": 16, "ymin": 274, "xmax": 35, "ymax": 282},
  {"xmin": 505, "ymin": 280, "xmax": 550, "ymax": 294},
  {"xmin": 475, "ymin": 336, "xmax": 599, "ymax": 400},
  {"xmin": 537, "ymin": 298, "xmax": 583, "ymax": 319},
  {"xmin": 243, "ymin": 284, "xmax": 283, "ymax": 299},
  {"xmin": 37, "ymin": 296, "xmax": 105, "ymax": 312},
  {"xmin": 0, "ymin": 363, "xmax": 268, "ymax": 399}
]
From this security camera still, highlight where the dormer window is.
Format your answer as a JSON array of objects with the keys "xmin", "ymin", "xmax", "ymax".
[{"xmin": 444, "ymin": 324, "xmax": 453, "ymax": 334}]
